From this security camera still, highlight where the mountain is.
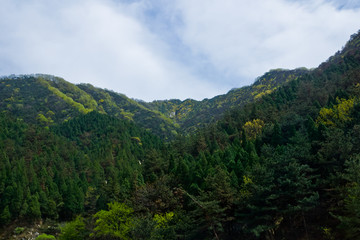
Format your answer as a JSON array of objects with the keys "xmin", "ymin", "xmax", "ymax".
[
  {"xmin": 1, "ymin": 30, "xmax": 360, "ymax": 240},
  {"xmin": 0, "ymin": 67, "xmax": 308, "ymax": 139}
]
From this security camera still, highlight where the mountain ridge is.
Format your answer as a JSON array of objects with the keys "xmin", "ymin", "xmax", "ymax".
[{"xmin": 0, "ymin": 67, "xmax": 308, "ymax": 138}]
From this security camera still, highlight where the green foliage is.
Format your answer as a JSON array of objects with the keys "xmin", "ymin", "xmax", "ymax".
[
  {"xmin": 153, "ymin": 212, "xmax": 174, "ymax": 229},
  {"xmin": 27, "ymin": 194, "xmax": 41, "ymax": 220},
  {"xmin": 317, "ymin": 97, "xmax": 356, "ymax": 127},
  {"xmin": 38, "ymin": 77, "xmax": 93, "ymax": 114},
  {"xmin": 14, "ymin": 227, "xmax": 25, "ymax": 235},
  {"xmin": 36, "ymin": 113, "xmax": 54, "ymax": 127},
  {"xmin": 322, "ymin": 227, "xmax": 335, "ymax": 240},
  {"xmin": 92, "ymin": 202, "xmax": 134, "ymax": 239},
  {"xmin": 151, "ymin": 212, "xmax": 176, "ymax": 240},
  {"xmin": 243, "ymin": 118, "xmax": 265, "ymax": 140},
  {"xmin": 131, "ymin": 214, "xmax": 156, "ymax": 240},
  {"xmin": 0, "ymin": 205, "xmax": 11, "ymax": 225},
  {"xmin": 59, "ymin": 216, "xmax": 87, "ymax": 240},
  {"xmin": 35, "ymin": 234, "xmax": 56, "ymax": 240},
  {"xmin": 334, "ymin": 154, "xmax": 360, "ymax": 239}
]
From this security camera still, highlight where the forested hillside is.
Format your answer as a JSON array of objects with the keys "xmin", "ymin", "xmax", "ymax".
[
  {"xmin": 1, "ymin": 30, "xmax": 360, "ymax": 239},
  {"xmin": 0, "ymin": 67, "xmax": 306, "ymax": 139}
]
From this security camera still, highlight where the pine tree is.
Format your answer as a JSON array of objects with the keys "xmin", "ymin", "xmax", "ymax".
[
  {"xmin": 26, "ymin": 194, "xmax": 41, "ymax": 220},
  {"xmin": 0, "ymin": 205, "xmax": 11, "ymax": 225}
]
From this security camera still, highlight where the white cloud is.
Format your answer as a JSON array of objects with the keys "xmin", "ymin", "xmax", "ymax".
[
  {"xmin": 0, "ymin": 0, "xmax": 359, "ymax": 101},
  {"xmin": 172, "ymin": 0, "xmax": 360, "ymax": 85}
]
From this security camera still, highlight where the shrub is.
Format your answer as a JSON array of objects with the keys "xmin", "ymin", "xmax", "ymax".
[{"xmin": 35, "ymin": 233, "xmax": 56, "ymax": 239}]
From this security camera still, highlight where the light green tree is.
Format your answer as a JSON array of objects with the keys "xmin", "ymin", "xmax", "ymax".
[
  {"xmin": 316, "ymin": 97, "xmax": 355, "ymax": 127},
  {"xmin": 91, "ymin": 202, "xmax": 133, "ymax": 240},
  {"xmin": 243, "ymin": 119, "xmax": 265, "ymax": 140},
  {"xmin": 59, "ymin": 216, "xmax": 87, "ymax": 240},
  {"xmin": 151, "ymin": 212, "xmax": 176, "ymax": 240}
]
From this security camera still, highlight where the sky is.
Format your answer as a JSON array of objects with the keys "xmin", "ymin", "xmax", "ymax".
[{"xmin": 0, "ymin": 0, "xmax": 360, "ymax": 101}]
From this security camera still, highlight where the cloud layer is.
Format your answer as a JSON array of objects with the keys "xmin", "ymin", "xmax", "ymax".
[{"xmin": 0, "ymin": 0, "xmax": 360, "ymax": 101}]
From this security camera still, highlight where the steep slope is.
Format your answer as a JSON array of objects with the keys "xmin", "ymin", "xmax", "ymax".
[{"xmin": 76, "ymin": 83, "xmax": 179, "ymax": 138}]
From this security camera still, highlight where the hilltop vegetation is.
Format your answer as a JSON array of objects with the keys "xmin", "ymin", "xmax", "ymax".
[
  {"xmin": 0, "ymin": 67, "xmax": 307, "ymax": 139},
  {"xmin": 0, "ymin": 30, "xmax": 360, "ymax": 239}
]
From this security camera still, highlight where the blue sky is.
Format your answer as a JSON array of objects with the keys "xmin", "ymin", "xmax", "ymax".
[{"xmin": 1, "ymin": 0, "xmax": 360, "ymax": 101}]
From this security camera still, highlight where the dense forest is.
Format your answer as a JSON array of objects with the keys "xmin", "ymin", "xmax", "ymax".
[{"xmin": 1, "ymin": 30, "xmax": 360, "ymax": 239}]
